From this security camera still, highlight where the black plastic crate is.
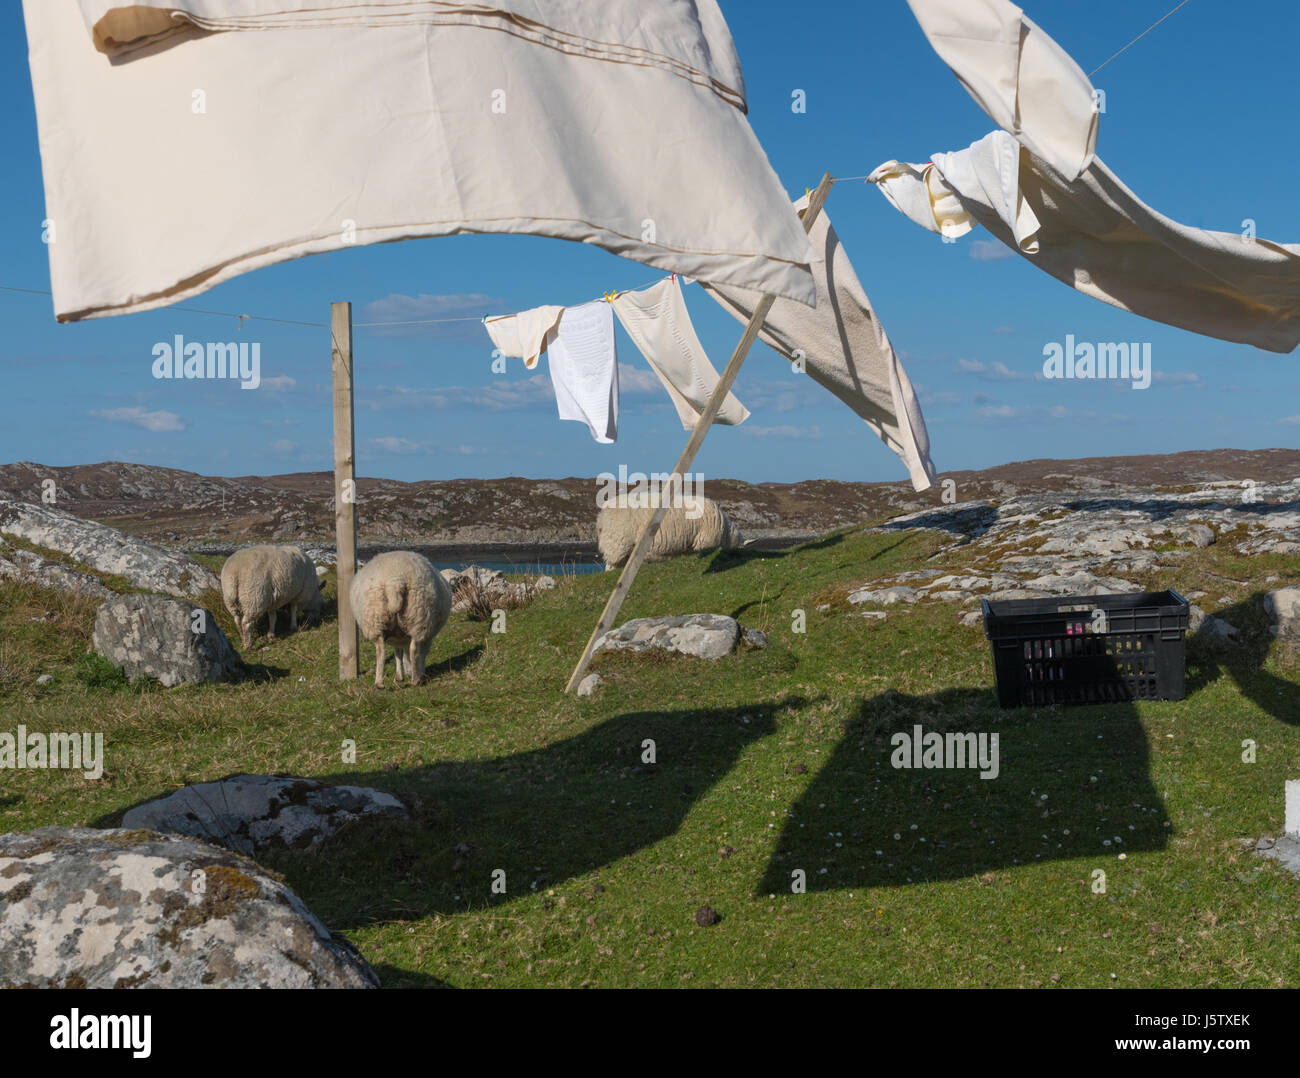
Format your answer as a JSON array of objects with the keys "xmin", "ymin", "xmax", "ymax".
[{"xmin": 981, "ymin": 589, "xmax": 1189, "ymax": 708}]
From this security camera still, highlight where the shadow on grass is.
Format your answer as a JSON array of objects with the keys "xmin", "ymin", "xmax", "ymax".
[
  {"xmin": 234, "ymin": 661, "xmax": 292, "ymax": 683},
  {"xmin": 252, "ymin": 699, "xmax": 793, "ymax": 930},
  {"xmin": 427, "ymin": 644, "xmax": 484, "ymax": 678},
  {"xmin": 702, "ymin": 531, "xmax": 846, "ymax": 574},
  {"xmin": 757, "ymin": 687, "xmax": 1169, "ymax": 893},
  {"xmin": 1185, "ymin": 591, "xmax": 1300, "ymax": 728},
  {"xmin": 369, "ymin": 964, "xmax": 455, "ymax": 989}
]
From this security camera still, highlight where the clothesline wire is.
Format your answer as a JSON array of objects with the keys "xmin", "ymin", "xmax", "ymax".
[
  {"xmin": 1089, "ymin": 0, "xmax": 1192, "ymax": 77},
  {"xmin": 0, "ymin": 283, "xmax": 330, "ymax": 328}
]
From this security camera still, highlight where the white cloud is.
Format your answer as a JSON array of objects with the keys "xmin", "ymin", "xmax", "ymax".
[
  {"xmin": 370, "ymin": 436, "xmax": 432, "ymax": 454},
  {"xmin": 617, "ymin": 362, "xmax": 664, "ymax": 396},
  {"xmin": 91, "ymin": 407, "xmax": 184, "ymax": 432},
  {"xmin": 1278, "ymin": 415, "xmax": 1300, "ymax": 425},
  {"xmin": 270, "ymin": 439, "xmax": 299, "ymax": 452},
  {"xmin": 1151, "ymin": 371, "xmax": 1200, "ymax": 386},
  {"xmin": 974, "ymin": 403, "xmax": 1134, "ymax": 424},
  {"xmin": 957, "ymin": 358, "xmax": 1032, "ymax": 380},
  {"xmin": 970, "ymin": 240, "xmax": 1015, "ymax": 262},
  {"xmin": 260, "ymin": 374, "xmax": 296, "ymax": 390},
  {"xmin": 740, "ymin": 424, "xmax": 823, "ymax": 439}
]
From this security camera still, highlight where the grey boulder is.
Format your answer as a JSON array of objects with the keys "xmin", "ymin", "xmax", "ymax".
[
  {"xmin": 92, "ymin": 594, "xmax": 243, "ymax": 687},
  {"xmin": 0, "ymin": 827, "xmax": 378, "ymax": 989},
  {"xmin": 596, "ymin": 613, "xmax": 742, "ymax": 660},
  {"xmin": 1264, "ymin": 588, "xmax": 1300, "ymax": 642},
  {"xmin": 122, "ymin": 773, "xmax": 407, "ymax": 855},
  {"xmin": 1188, "ymin": 604, "xmax": 1240, "ymax": 647}
]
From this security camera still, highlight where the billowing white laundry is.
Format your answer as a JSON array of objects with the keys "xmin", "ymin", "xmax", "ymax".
[
  {"xmin": 612, "ymin": 277, "xmax": 749, "ymax": 430},
  {"xmin": 23, "ymin": 1, "xmax": 817, "ymax": 322},
  {"xmin": 867, "ymin": 159, "xmax": 974, "ymax": 243},
  {"xmin": 904, "ymin": 0, "xmax": 1099, "ymax": 181},
  {"xmin": 869, "ymin": 130, "xmax": 1040, "ymax": 253},
  {"xmin": 77, "ymin": 0, "xmax": 752, "ymax": 109},
  {"xmin": 873, "ymin": 131, "xmax": 1300, "ymax": 354},
  {"xmin": 484, "ymin": 306, "xmax": 565, "ymax": 370},
  {"xmin": 702, "ymin": 198, "xmax": 937, "ymax": 492},
  {"xmin": 547, "ymin": 301, "xmax": 619, "ymax": 444}
]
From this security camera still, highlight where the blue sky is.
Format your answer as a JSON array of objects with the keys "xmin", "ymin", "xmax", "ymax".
[{"xmin": 2, "ymin": 1, "xmax": 1297, "ymax": 484}]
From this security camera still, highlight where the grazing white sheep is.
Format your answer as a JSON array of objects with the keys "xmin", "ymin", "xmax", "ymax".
[
  {"xmin": 348, "ymin": 550, "xmax": 452, "ymax": 687},
  {"xmin": 220, "ymin": 544, "xmax": 324, "ymax": 649},
  {"xmin": 597, "ymin": 495, "xmax": 745, "ymax": 570}
]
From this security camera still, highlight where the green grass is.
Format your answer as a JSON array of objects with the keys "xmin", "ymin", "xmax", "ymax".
[{"xmin": 1, "ymin": 525, "xmax": 1298, "ymax": 987}]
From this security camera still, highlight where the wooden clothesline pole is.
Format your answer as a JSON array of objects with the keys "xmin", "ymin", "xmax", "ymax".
[
  {"xmin": 331, "ymin": 301, "xmax": 360, "ymax": 680},
  {"xmin": 563, "ymin": 171, "xmax": 836, "ymax": 694}
]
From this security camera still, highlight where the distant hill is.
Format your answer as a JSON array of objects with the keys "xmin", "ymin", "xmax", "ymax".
[{"xmin": 1, "ymin": 449, "xmax": 1297, "ymax": 549}]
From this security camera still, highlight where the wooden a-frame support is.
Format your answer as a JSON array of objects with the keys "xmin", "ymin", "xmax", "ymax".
[{"xmin": 564, "ymin": 172, "xmax": 835, "ymax": 693}]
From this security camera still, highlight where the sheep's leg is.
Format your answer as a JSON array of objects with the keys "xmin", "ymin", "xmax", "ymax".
[
  {"xmin": 289, "ymin": 605, "xmax": 299, "ymax": 633},
  {"xmin": 374, "ymin": 638, "xmax": 385, "ymax": 688},
  {"xmin": 394, "ymin": 647, "xmax": 405, "ymax": 683},
  {"xmin": 409, "ymin": 639, "xmax": 423, "ymax": 685},
  {"xmin": 267, "ymin": 608, "xmax": 277, "ymax": 641},
  {"xmin": 240, "ymin": 619, "xmax": 252, "ymax": 650}
]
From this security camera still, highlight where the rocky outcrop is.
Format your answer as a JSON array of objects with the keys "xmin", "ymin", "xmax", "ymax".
[
  {"xmin": 595, "ymin": 614, "xmax": 766, "ymax": 661},
  {"xmin": 0, "ymin": 827, "xmax": 378, "ymax": 989},
  {"xmin": 855, "ymin": 483, "xmax": 1300, "ymax": 607},
  {"xmin": 92, "ymin": 595, "xmax": 243, "ymax": 687},
  {"xmin": 0, "ymin": 499, "xmax": 218, "ymax": 599},
  {"xmin": 121, "ymin": 774, "xmax": 407, "ymax": 855},
  {"xmin": 0, "ymin": 544, "xmax": 113, "ymax": 599}
]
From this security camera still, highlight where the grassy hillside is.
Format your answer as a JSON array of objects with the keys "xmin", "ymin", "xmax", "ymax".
[{"xmin": 1, "ymin": 524, "xmax": 1298, "ymax": 988}]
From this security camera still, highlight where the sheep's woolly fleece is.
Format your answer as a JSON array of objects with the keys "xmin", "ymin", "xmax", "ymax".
[
  {"xmin": 597, "ymin": 497, "xmax": 743, "ymax": 569},
  {"xmin": 220, "ymin": 545, "xmax": 322, "ymax": 649},
  {"xmin": 348, "ymin": 550, "xmax": 452, "ymax": 686}
]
